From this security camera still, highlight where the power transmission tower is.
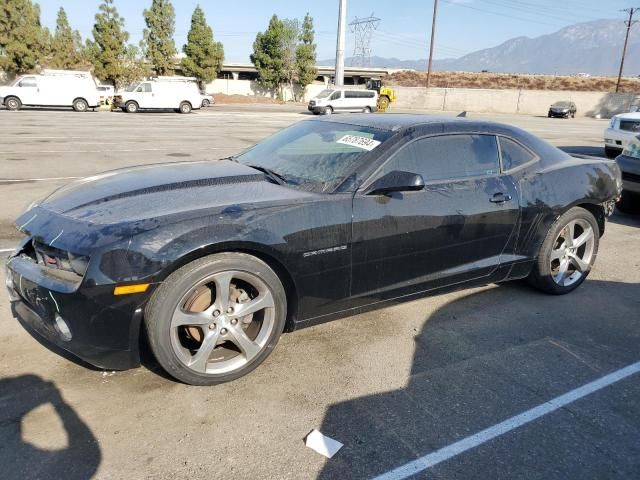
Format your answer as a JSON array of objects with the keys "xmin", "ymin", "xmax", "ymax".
[
  {"xmin": 616, "ymin": 7, "xmax": 639, "ymax": 93},
  {"xmin": 349, "ymin": 14, "xmax": 381, "ymax": 67}
]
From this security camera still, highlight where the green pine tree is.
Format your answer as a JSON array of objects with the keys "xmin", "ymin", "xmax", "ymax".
[
  {"xmin": 142, "ymin": 0, "xmax": 177, "ymax": 75},
  {"xmin": 0, "ymin": 0, "xmax": 49, "ymax": 75},
  {"xmin": 181, "ymin": 5, "xmax": 224, "ymax": 86},
  {"xmin": 49, "ymin": 7, "xmax": 84, "ymax": 69},
  {"xmin": 85, "ymin": 0, "xmax": 130, "ymax": 87},
  {"xmin": 295, "ymin": 13, "xmax": 317, "ymax": 94},
  {"xmin": 251, "ymin": 15, "xmax": 288, "ymax": 98}
]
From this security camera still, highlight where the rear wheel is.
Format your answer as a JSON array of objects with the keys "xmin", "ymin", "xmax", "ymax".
[
  {"xmin": 201, "ymin": 99, "xmax": 210, "ymax": 108},
  {"xmin": 527, "ymin": 207, "xmax": 599, "ymax": 295},
  {"xmin": 617, "ymin": 191, "xmax": 640, "ymax": 213},
  {"xmin": 604, "ymin": 146, "xmax": 620, "ymax": 158},
  {"xmin": 125, "ymin": 101, "xmax": 139, "ymax": 113},
  {"xmin": 5, "ymin": 96, "xmax": 21, "ymax": 111},
  {"xmin": 179, "ymin": 101, "xmax": 192, "ymax": 114},
  {"xmin": 72, "ymin": 98, "xmax": 88, "ymax": 112},
  {"xmin": 145, "ymin": 252, "xmax": 287, "ymax": 385},
  {"xmin": 362, "ymin": 106, "xmax": 373, "ymax": 113}
]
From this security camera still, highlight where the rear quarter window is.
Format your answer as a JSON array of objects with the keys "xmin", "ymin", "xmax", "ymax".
[{"xmin": 499, "ymin": 137, "xmax": 536, "ymax": 171}]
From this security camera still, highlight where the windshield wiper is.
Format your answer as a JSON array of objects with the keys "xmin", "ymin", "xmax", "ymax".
[{"xmin": 246, "ymin": 165, "xmax": 287, "ymax": 185}]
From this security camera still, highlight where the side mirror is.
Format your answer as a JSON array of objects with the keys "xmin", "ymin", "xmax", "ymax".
[{"xmin": 365, "ymin": 170, "xmax": 425, "ymax": 196}]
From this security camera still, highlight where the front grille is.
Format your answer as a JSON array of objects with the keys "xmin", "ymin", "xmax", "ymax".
[{"xmin": 622, "ymin": 171, "xmax": 640, "ymax": 183}]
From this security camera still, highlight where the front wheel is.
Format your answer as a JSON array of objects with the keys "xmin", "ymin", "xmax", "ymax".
[
  {"xmin": 125, "ymin": 101, "xmax": 139, "ymax": 113},
  {"xmin": 145, "ymin": 253, "xmax": 287, "ymax": 385},
  {"xmin": 323, "ymin": 106, "xmax": 333, "ymax": 115},
  {"xmin": 527, "ymin": 207, "xmax": 599, "ymax": 295},
  {"xmin": 179, "ymin": 101, "xmax": 192, "ymax": 114},
  {"xmin": 5, "ymin": 96, "xmax": 21, "ymax": 111},
  {"xmin": 378, "ymin": 95, "xmax": 390, "ymax": 112}
]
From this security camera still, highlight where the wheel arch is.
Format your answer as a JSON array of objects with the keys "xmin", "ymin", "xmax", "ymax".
[
  {"xmin": 154, "ymin": 242, "xmax": 300, "ymax": 332},
  {"xmin": 4, "ymin": 95, "xmax": 21, "ymax": 105}
]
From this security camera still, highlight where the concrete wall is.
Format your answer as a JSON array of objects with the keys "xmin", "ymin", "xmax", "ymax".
[
  {"xmin": 391, "ymin": 86, "xmax": 640, "ymax": 118},
  {"xmin": 206, "ymin": 79, "xmax": 329, "ymax": 102},
  {"xmin": 206, "ymin": 78, "xmax": 640, "ymax": 118}
]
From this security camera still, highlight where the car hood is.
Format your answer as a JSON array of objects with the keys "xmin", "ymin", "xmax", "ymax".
[{"xmin": 16, "ymin": 160, "xmax": 318, "ymax": 247}]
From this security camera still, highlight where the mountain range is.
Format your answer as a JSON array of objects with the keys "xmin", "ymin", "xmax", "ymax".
[{"xmin": 319, "ymin": 20, "xmax": 640, "ymax": 76}]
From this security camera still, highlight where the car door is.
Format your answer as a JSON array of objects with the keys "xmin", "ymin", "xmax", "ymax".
[
  {"xmin": 329, "ymin": 90, "xmax": 343, "ymax": 111},
  {"xmin": 350, "ymin": 133, "xmax": 520, "ymax": 304},
  {"xmin": 15, "ymin": 76, "xmax": 39, "ymax": 105},
  {"xmin": 134, "ymin": 82, "xmax": 154, "ymax": 108}
]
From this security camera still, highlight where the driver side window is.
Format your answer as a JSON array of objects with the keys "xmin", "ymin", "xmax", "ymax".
[
  {"xmin": 381, "ymin": 134, "xmax": 500, "ymax": 182},
  {"xmin": 330, "ymin": 91, "xmax": 341, "ymax": 101},
  {"xmin": 18, "ymin": 77, "xmax": 37, "ymax": 88}
]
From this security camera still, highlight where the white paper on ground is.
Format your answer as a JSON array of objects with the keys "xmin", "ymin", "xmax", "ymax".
[{"xmin": 305, "ymin": 429, "xmax": 344, "ymax": 458}]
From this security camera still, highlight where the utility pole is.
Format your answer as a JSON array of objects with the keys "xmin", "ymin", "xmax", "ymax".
[
  {"xmin": 616, "ymin": 7, "xmax": 639, "ymax": 93},
  {"xmin": 335, "ymin": 0, "xmax": 347, "ymax": 87},
  {"xmin": 426, "ymin": 0, "xmax": 439, "ymax": 89}
]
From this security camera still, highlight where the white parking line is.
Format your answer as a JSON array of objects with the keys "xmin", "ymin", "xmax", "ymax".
[
  {"xmin": 372, "ymin": 360, "xmax": 640, "ymax": 480},
  {"xmin": 0, "ymin": 248, "xmax": 15, "ymax": 253}
]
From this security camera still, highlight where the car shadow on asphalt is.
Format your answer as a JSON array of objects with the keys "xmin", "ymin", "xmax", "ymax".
[
  {"xmin": 0, "ymin": 375, "xmax": 101, "ymax": 479},
  {"xmin": 316, "ymin": 279, "xmax": 640, "ymax": 480}
]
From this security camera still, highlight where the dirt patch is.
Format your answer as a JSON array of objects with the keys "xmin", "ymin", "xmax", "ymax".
[{"xmin": 386, "ymin": 71, "xmax": 640, "ymax": 93}]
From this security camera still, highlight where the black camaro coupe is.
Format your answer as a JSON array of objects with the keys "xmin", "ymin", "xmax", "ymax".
[{"xmin": 6, "ymin": 115, "xmax": 621, "ymax": 385}]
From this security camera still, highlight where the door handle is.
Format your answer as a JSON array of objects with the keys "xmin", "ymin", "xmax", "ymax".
[{"xmin": 490, "ymin": 192, "xmax": 512, "ymax": 203}]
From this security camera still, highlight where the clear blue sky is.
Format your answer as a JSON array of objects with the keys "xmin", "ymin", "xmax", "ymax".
[{"xmin": 36, "ymin": 0, "xmax": 630, "ymax": 63}]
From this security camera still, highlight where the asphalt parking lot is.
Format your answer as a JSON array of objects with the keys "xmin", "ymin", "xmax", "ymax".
[{"xmin": 1, "ymin": 105, "xmax": 639, "ymax": 479}]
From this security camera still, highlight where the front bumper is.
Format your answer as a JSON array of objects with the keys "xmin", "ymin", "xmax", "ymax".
[
  {"xmin": 5, "ymin": 250, "xmax": 148, "ymax": 370},
  {"xmin": 616, "ymin": 154, "xmax": 640, "ymax": 194},
  {"xmin": 548, "ymin": 110, "xmax": 570, "ymax": 117},
  {"xmin": 308, "ymin": 105, "xmax": 325, "ymax": 113}
]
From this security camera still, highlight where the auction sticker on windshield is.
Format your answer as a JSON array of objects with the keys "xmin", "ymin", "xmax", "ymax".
[{"xmin": 337, "ymin": 135, "xmax": 381, "ymax": 151}]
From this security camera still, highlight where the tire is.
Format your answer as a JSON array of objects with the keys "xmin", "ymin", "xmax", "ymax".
[
  {"xmin": 527, "ymin": 207, "xmax": 599, "ymax": 295},
  {"xmin": 362, "ymin": 106, "xmax": 373, "ymax": 113},
  {"xmin": 617, "ymin": 191, "xmax": 640, "ymax": 213},
  {"xmin": 323, "ymin": 106, "xmax": 333, "ymax": 115},
  {"xmin": 378, "ymin": 95, "xmax": 390, "ymax": 112},
  {"xmin": 179, "ymin": 101, "xmax": 192, "ymax": 114},
  {"xmin": 145, "ymin": 252, "xmax": 287, "ymax": 385},
  {"xmin": 125, "ymin": 101, "xmax": 139, "ymax": 113},
  {"xmin": 4, "ymin": 96, "xmax": 21, "ymax": 111},
  {"xmin": 72, "ymin": 98, "xmax": 88, "ymax": 112},
  {"xmin": 604, "ymin": 146, "xmax": 620, "ymax": 159},
  {"xmin": 201, "ymin": 99, "xmax": 210, "ymax": 108}
]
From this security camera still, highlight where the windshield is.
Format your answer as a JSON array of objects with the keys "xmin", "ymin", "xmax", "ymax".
[
  {"xmin": 236, "ymin": 120, "xmax": 392, "ymax": 192},
  {"xmin": 314, "ymin": 89, "xmax": 334, "ymax": 99},
  {"xmin": 552, "ymin": 101, "xmax": 571, "ymax": 108},
  {"xmin": 124, "ymin": 83, "xmax": 140, "ymax": 92}
]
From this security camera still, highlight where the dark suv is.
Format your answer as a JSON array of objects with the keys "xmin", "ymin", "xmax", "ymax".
[{"xmin": 548, "ymin": 101, "xmax": 577, "ymax": 118}]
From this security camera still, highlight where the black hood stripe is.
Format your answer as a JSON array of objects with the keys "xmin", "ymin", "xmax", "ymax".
[{"xmin": 65, "ymin": 174, "xmax": 265, "ymax": 213}]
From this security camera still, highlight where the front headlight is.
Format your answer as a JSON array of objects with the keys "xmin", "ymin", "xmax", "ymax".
[{"xmin": 68, "ymin": 252, "xmax": 90, "ymax": 276}]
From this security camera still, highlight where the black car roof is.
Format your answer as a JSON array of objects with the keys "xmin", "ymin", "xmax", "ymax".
[
  {"xmin": 312, "ymin": 113, "xmax": 568, "ymax": 165},
  {"xmin": 312, "ymin": 113, "xmax": 521, "ymax": 134}
]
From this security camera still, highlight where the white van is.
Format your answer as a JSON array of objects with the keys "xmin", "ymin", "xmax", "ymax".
[
  {"xmin": 114, "ymin": 77, "xmax": 202, "ymax": 114},
  {"xmin": 308, "ymin": 88, "xmax": 378, "ymax": 115},
  {"xmin": 0, "ymin": 69, "xmax": 100, "ymax": 112}
]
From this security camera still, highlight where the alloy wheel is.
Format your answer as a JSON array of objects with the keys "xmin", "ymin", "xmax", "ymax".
[
  {"xmin": 169, "ymin": 270, "xmax": 276, "ymax": 375},
  {"xmin": 549, "ymin": 218, "xmax": 595, "ymax": 287}
]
